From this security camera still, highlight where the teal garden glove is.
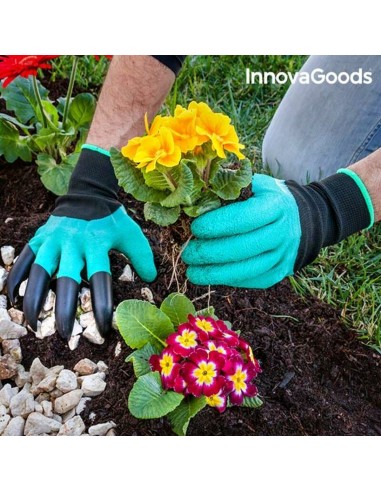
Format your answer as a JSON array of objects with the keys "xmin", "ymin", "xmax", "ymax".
[
  {"xmin": 7, "ymin": 146, "xmax": 157, "ymax": 339},
  {"xmin": 182, "ymin": 171, "xmax": 374, "ymax": 288}
]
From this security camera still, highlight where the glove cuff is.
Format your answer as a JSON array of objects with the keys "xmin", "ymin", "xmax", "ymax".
[
  {"xmin": 287, "ymin": 172, "xmax": 372, "ymax": 271},
  {"xmin": 54, "ymin": 147, "xmax": 121, "ymax": 220}
]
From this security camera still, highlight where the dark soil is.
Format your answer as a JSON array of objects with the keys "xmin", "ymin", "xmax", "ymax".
[{"xmin": 1, "ymin": 159, "xmax": 380, "ymax": 436}]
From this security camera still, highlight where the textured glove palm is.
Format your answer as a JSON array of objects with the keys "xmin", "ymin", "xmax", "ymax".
[{"xmin": 182, "ymin": 172, "xmax": 372, "ymax": 288}]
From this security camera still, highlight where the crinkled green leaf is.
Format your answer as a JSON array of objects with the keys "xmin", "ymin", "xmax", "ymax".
[
  {"xmin": 143, "ymin": 169, "xmax": 170, "ymax": 190},
  {"xmin": 68, "ymin": 93, "xmax": 96, "ymax": 129},
  {"xmin": 160, "ymin": 163, "xmax": 194, "ymax": 207},
  {"xmin": 160, "ymin": 293, "xmax": 196, "ymax": 326},
  {"xmin": 36, "ymin": 152, "xmax": 78, "ymax": 196},
  {"xmin": 0, "ymin": 76, "xmax": 48, "ymax": 124},
  {"xmin": 183, "ymin": 190, "xmax": 221, "ymax": 217},
  {"xmin": 195, "ymin": 306, "xmax": 215, "ymax": 317},
  {"xmin": 125, "ymin": 343, "xmax": 159, "ymax": 378},
  {"xmin": 210, "ymin": 159, "xmax": 252, "ymax": 200},
  {"xmin": 144, "ymin": 202, "xmax": 180, "ymax": 226},
  {"xmin": 110, "ymin": 148, "xmax": 168, "ymax": 202},
  {"xmin": 241, "ymin": 396, "xmax": 263, "ymax": 408},
  {"xmin": 128, "ymin": 372, "xmax": 184, "ymax": 419},
  {"xmin": 0, "ymin": 119, "xmax": 32, "ymax": 163},
  {"xmin": 116, "ymin": 299, "xmax": 174, "ymax": 350},
  {"xmin": 168, "ymin": 396, "xmax": 207, "ymax": 436}
]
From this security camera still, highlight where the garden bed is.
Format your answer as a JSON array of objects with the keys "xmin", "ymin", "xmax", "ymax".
[{"xmin": 1, "ymin": 160, "xmax": 380, "ymax": 435}]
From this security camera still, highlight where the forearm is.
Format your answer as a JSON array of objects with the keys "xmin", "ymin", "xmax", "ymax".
[
  {"xmin": 349, "ymin": 147, "xmax": 381, "ymax": 222},
  {"xmin": 86, "ymin": 55, "xmax": 175, "ymax": 149}
]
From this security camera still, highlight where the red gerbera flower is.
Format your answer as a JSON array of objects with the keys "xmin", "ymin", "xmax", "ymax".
[{"xmin": 0, "ymin": 55, "xmax": 58, "ymax": 88}]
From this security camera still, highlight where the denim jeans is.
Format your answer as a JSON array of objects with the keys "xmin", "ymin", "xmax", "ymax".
[{"xmin": 262, "ymin": 55, "xmax": 381, "ymax": 184}]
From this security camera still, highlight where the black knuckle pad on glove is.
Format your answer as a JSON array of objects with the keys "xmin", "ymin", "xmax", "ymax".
[
  {"xmin": 23, "ymin": 264, "xmax": 50, "ymax": 331},
  {"xmin": 55, "ymin": 277, "xmax": 80, "ymax": 340},
  {"xmin": 7, "ymin": 244, "xmax": 35, "ymax": 304},
  {"xmin": 90, "ymin": 272, "xmax": 113, "ymax": 337}
]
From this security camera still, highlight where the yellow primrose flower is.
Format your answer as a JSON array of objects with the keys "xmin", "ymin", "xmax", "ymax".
[
  {"xmin": 196, "ymin": 110, "xmax": 246, "ymax": 160},
  {"xmin": 144, "ymin": 113, "xmax": 170, "ymax": 136},
  {"xmin": 163, "ymin": 105, "xmax": 205, "ymax": 153},
  {"xmin": 121, "ymin": 136, "xmax": 143, "ymax": 161},
  {"xmin": 134, "ymin": 127, "xmax": 181, "ymax": 173}
]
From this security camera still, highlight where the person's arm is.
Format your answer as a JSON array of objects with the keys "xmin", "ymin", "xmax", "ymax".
[
  {"xmin": 182, "ymin": 149, "xmax": 378, "ymax": 289},
  {"xmin": 87, "ymin": 55, "xmax": 176, "ymax": 149},
  {"xmin": 7, "ymin": 56, "xmax": 182, "ymax": 340},
  {"xmin": 349, "ymin": 147, "xmax": 381, "ymax": 222}
]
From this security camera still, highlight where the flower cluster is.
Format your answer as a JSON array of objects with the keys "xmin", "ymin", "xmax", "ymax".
[
  {"xmin": 150, "ymin": 315, "xmax": 261, "ymax": 412},
  {"xmin": 0, "ymin": 55, "xmax": 58, "ymax": 88},
  {"xmin": 122, "ymin": 101, "xmax": 246, "ymax": 173}
]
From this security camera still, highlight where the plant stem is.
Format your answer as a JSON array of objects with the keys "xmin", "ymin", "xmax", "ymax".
[
  {"xmin": 62, "ymin": 56, "xmax": 79, "ymax": 130},
  {"xmin": 32, "ymin": 76, "xmax": 47, "ymax": 128},
  {"xmin": 163, "ymin": 171, "xmax": 177, "ymax": 192},
  {"xmin": 203, "ymin": 158, "xmax": 212, "ymax": 186}
]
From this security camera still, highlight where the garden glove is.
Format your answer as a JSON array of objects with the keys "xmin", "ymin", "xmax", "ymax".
[
  {"xmin": 7, "ymin": 146, "xmax": 157, "ymax": 339},
  {"xmin": 182, "ymin": 171, "xmax": 374, "ymax": 288}
]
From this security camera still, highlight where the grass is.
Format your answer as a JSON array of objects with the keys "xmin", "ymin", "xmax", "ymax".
[{"xmin": 55, "ymin": 55, "xmax": 381, "ymax": 350}]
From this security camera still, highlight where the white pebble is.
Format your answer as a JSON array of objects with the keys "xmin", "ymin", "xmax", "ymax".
[
  {"xmin": 36, "ymin": 315, "xmax": 56, "ymax": 339},
  {"xmin": 1, "ymin": 246, "xmax": 15, "ymax": 266},
  {"xmin": 18, "ymin": 279, "xmax": 28, "ymax": 297},
  {"xmin": 0, "ymin": 267, "xmax": 8, "ymax": 292},
  {"xmin": 79, "ymin": 288, "xmax": 92, "ymax": 312},
  {"xmin": 68, "ymin": 335, "xmax": 80, "ymax": 351},
  {"xmin": 119, "ymin": 264, "xmax": 134, "ymax": 282},
  {"xmin": 80, "ymin": 374, "xmax": 106, "ymax": 397},
  {"xmin": 88, "ymin": 421, "xmax": 116, "ymax": 436},
  {"xmin": 141, "ymin": 287, "xmax": 154, "ymax": 303},
  {"xmin": 114, "ymin": 341, "xmax": 122, "ymax": 358},
  {"xmin": 97, "ymin": 361, "xmax": 108, "ymax": 374},
  {"xmin": 2, "ymin": 415, "xmax": 25, "ymax": 436},
  {"xmin": 7, "ymin": 308, "xmax": 24, "ymax": 325},
  {"xmin": 56, "ymin": 369, "xmax": 77, "ymax": 393},
  {"xmin": 79, "ymin": 311, "xmax": 95, "ymax": 328},
  {"xmin": 58, "ymin": 415, "xmax": 85, "ymax": 436},
  {"xmin": 24, "ymin": 412, "xmax": 61, "ymax": 436},
  {"xmin": 0, "ymin": 295, "xmax": 7, "ymax": 310},
  {"xmin": 54, "ymin": 389, "xmax": 83, "ymax": 414},
  {"xmin": 43, "ymin": 290, "xmax": 56, "ymax": 312},
  {"xmin": 72, "ymin": 319, "xmax": 83, "ymax": 337},
  {"xmin": 73, "ymin": 358, "xmax": 97, "ymax": 376},
  {"xmin": 75, "ymin": 397, "xmax": 91, "ymax": 415},
  {"xmin": 83, "ymin": 323, "xmax": 105, "ymax": 345}
]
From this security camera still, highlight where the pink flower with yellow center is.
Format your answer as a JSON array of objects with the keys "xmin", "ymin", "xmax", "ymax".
[
  {"xmin": 214, "ymin": 320, "xmax": 240, "ymax": 347},
  {"xmin": 239, "ymin": 339, "xmax": 262, "ymax": 374},
  {"xmin": 205, "ymin": 391, "xmax": 227, "ymax": 413},
  {"xmin": 183, "ymin": 349, "xmax": 225, "ymax": 397},
  {"xmin": 206, "ymin": 340, "xmax": 229, "ymax": 356},
  {"xmin": 188, "ymin": 314, "xmax": 221, "ymax": 341},
  {"xmin": 166, "ymin": 324, "xmax": 199, "ymax": 357},
  {"xmin": 149, "ymin": 349, "xmax": 180, "ymax": 389},
  {"xmin": 225, "ymin": 359, "xmax": 258, "ymax": 405}
]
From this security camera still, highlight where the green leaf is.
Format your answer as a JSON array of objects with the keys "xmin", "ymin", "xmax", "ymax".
[
  {"xmin": 210, "ymin": 159, "xmax": 252, "ymax": 200},
  {"xmin": 144, "ymin": 203, "xmax": 180, "ymax": 226},
  {"xmin": 128, "ymin": 372, "xmax": 184, "ymax": 419},
  {"xmin": 1, "ymin": 76, "xmax": 48, "ymax": 124},
  {"xmin": 33, "ymin": 127, "xmax": 59, "ymax": 152},
  {"xmin": 183, "ymin": 191, "xmax": 221, "ymax": 217},
  {"xmin": 36, "ymin": 152, "xmax": 79, "ymax": 196},
  {"xmin": 35, "ymin": 100, "xmax": 59, "ymax": 128},
  {"xmin": 241, "ymin": 396, "xmax": 263, "ymax": 408},
  {"xmin": 0, "ymin": 113, "xmax": 33, "ymax": 130},
  {"xmin": 160, "ymin": 163, "xmax": 194, "ymax": 207},
  {"xmin": 68, "ymin": 93, "xmax": 96, "ymax": 129},
  {"xmin": 0, "ymin": 119, "xmax": 32, "ymax": 163},
  {"xmin": 168, "ymin": 396, "xmax": 207, "ymax": 436},
  {"xmin": 110, "ymin": 148, "xmax": 168, "ymax": 202},
  {"xmin": 160, "ymin": 293, "xmax": 196, "ymax": 326},
  {"xmin": 125, "ymin": 343, "xmax": 159, "ymax": 378},
  {"xmin": 186, "ymin": 161, "xmax": 206, "ymax": 203},
  {"xmin": 195, "ymin": 306, "xmax": 215, "ymax": 317},
  {"xmin": 116, "ymin": 299, "xmax": 174, "ymax": 350},
  {"xmin": 143, "ymin": 169, "xmax": 170, "ymax": 190}
]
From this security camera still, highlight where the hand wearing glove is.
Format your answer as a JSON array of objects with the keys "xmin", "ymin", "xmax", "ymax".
[
  {"xmin": 7, "ymin": 146, "xmax": 157, "ymax": 339},
  {"xmin": 182, "ymin": 170, "xmax": 374, "ymax": 288}
]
